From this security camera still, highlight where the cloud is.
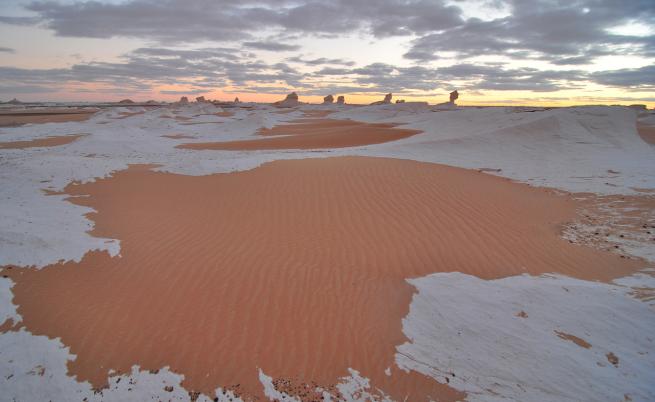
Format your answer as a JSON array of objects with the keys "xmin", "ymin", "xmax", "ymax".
[
  {"xmin": 0, "ymin": 46, "xmax": 600, "ymax": 98},
  {"xmin": 0, "ymin": 84, "xmax": 57, "ymax": 94},
  {"xmin": 0, "ymin": 46, "xmax": 15, "ymax": 53},
  {"xmin": 0, "ymin": 47, "xmax": 309, "ymax": 95},
  {"xmin": 314, "ymin": 67, "xmax": 353, "ymax": 75},
  {"xmin": 16, "ymin": 0, "xmax": 463, "ymax": 43},
  {"xmin": 242, "ymin": 41, "xmax": 300, "ymax": 51},
  {"xmin": 160, "ymin": 89, "xmax": 208, "ymax": 95},
  {"xmin": 404, "ymin": 0, "xmax": 655, "ymax": 64},
  {"xmin": 287, "ymin": 56, "xmax": 355, "ymax": 66},
  {"xmin": 0, "ymin": 15, "xmax": 41, "ymax": 25},
  {"xmin": 591, "ymin": 64, "xmax": 655, "ymax": 88}
]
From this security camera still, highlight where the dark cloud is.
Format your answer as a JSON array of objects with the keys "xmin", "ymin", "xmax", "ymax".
[
  {"xmin": 404, "ymin": 0, "xmax": 655, "ymax": 65},
  {"xmin": 242, "ymin": 41, "xmax": 301, "ymax": 51},
  {"xmin": 591, "ymin": 64, "xmax": 655, "ymax": 88},
  {"xmin": 0, "ymin": 15, "xmax": 41, "ymax": 25},
  {"xmin": 0, "ymin": 84, "xmax": 57, "ymax": 93},
  {"xmin": 287, "ymin": 56, "xmax": 355, "ymax": 67},
  {"xmin": 0, "ymin": 47, "xmax": 308, "ymax": 95},
  {"xmin": 160, "ymin": 89, "xmax": 208, "ymax": 95},
  {"xmin": 550, "ymin": 56, "xmax": 595, "ymax": 65},
  {"xmin": 131, "ymin": 47, "xmax": 243, "ymax": 61},
  {"xmin": 0, "ymin": 46, "xmax": 15, "ymax": 53},
  {"xmin": 0, "ymin": 47, "xmax": 603, "ymax": 98},
  {"xmin": 14, "ymin": 0, "xmax": 463, "ymax": 43},
  {"xmin": 1, "ymin": 0, "xmax": 653, "ymax": 96},
  {"xmin": 309, "ymin": 61, "xmax": 587, "ymax": 93}
]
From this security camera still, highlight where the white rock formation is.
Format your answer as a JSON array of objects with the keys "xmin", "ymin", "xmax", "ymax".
[
  {"xmin": 323, "ymin": 95, "xmax": 334, "ymax": 104},
  {"xmin": 275, "ymin": 92, "xmax": 300, "ymax": 108},
  {"xmin": 434, "ymin": 90, "xmax": 459, "ymax": 110},
  {"xmin": 370, "ymin": 93, "xmax": 392, "ymax": 106},
  {"xmin": 337, "ymin": 96, "xmax": 345, "ymax": 105}
]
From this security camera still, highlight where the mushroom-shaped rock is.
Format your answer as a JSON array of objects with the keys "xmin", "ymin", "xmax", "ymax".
[
  {"xmin": 195, "ymin": 96, "xmax": 206, "ymax": 103},
  {"xmin": 434, "ymin": 90, "xmax": 460, "ymax": 110},
  {"xmin": 336, "ymin": 96, "xmax": 345, "ymax": 105},
  {"xmin": 323, "ymin": 94, "xmax": 334, "ymax": 104},
  {"xmin": 275, "ymin": 92, "xmax": 300, "ymax": 108}
]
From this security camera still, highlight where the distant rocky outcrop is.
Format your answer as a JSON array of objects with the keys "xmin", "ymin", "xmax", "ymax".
[
  {"xmin": 337, "ymin": 96, "xmax": 345, "ymax": 105},
  {"xmin": 7, "ymin": 98, "xmax": 22, "ymax": 105},
  {"xmin": 179, "ymin": 96, "xmax": 189, "ymax": 104},
  {"xmin": 275, "ymin": 92, "xmax": 300, "ymax": 108},
  {"xmin": 370, "ymin": 93, "xmax": 392, "ymax": 106},
  {"xmin": 323, "ymin": 95, "xmax": 334, "ymax": 104},
  {"xmin": 145, "ymin": 100, "xmax": 159, "ymax": 105},
  {"xmin": 396, "ymin": 99, "xmax": 405, "ymax": 104},
  {"xmin": 234, "ymin": 97, "xmax": 240, "ymax": 103},
  {"xmin": 434, "ymin": 90, "xmax": 459, "ymax": 110},
  {"xmin": 195, "ymin": 96, "xmax": 206, "ymax": 103},
  {"xmin": 629, "ymin": 104, "xmax": 647, "ymax": 111},
  {"xmin": 118, "ymin": 99, "xmax": 135, "ymax": 104}
]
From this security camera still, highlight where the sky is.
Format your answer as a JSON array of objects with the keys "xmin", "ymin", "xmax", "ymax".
[{"xmin": 0, "ymin": 0, "xmax": 654, "ymax": 106}]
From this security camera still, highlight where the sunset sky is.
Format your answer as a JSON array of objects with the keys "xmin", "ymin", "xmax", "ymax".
[{"xmin": 0, "ymin": 0, "xmax": 653, "ymax": 106}]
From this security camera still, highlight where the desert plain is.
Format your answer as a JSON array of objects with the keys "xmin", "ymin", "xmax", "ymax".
[{"xmin": 1, "ymin": 98, "xmax": 654, "ymax": 402}]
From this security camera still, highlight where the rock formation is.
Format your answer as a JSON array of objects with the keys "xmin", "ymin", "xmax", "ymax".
[
  {"xmin": 275, "ymin": 92, "xmax": 300, "ymax": 108},
  {"xmin": 323, "ymin": 95, "xmax": 334, "ymax": 104},
  {"xmin": 370, "ymin": 93, "xmax": 392, "ymax": 106},
  {"xmin": 7, "ymin": 98, "xmax": 22, "ymax": 105},
  {"xmin": 195, "ymin": 96, "xmax": 206, "ymax": 103},
  {"xmin": 234, "ymin": 97, "xmax": 240, "ymax": 104},
  {"xmin": 179, "ymin": 96, "xmax": 189, "ymax": 104},
  {"xmin": 337, "ymin": 96, "xmax": 345, "ymax": 105},
  {"xmin": 396, "ymin": 99, "xmax": 405, "ymax": 104},
  {"xmin": 434, "ymin": 90, "xmax": 460, "ymax": 110},
  {"xmin": 118, "ymin": 99, "xmax": 135, "ymax": 104}
]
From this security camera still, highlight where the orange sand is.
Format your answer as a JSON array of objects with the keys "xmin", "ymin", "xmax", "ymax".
[
  {"xmin": 162, "ymin": 134, "xmax": 197, "ymax": 139},
  {"xmin": 215, "ymin": 111, "xmax": 235, "ymax": 117},
  {"xmin": 555, "ymin": 331, "xmax": 592, "ymax": 349},
  {"xmin": 177, "ymin": 119, "xmax": 421, "ymax": 150},
  {"xmin": 3, "ymin": 157, "xmax": 643, "ymax": 401},
  {"xmin": 0, "ymin": 109, "xmax": 95, "ymax": 127},
  {"xmin": 637, "ymin": 124, "xmax": 655, "ymax": 145},
  {"xmin": 0, "ymin": 134, "xmax": 86, "ymax": 149},
  {"xmin": 114, "ymin": 111, "xmax": 145, "ymax": 119}
]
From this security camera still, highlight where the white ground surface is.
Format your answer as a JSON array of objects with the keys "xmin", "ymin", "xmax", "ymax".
[{"xmin": 1, "ymin": 102, "xmax": 654, "ymax": 401}]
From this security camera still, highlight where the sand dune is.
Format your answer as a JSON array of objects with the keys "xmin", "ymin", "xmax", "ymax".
[
  {"xmin": 0, "ymin": 134, "xmax": 86, "ymax": 149},
  {"xmin": 3, "ymin": 157, "xmax": 643, "ymax": 401},
  {"xmin": 177, "ymin": 119, "xmax": 421, "ymax": 150}
]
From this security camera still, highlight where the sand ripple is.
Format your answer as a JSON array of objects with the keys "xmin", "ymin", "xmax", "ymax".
[{"xmin": 2, "ymin": 157, "xmax": 643, "ymax": 400}]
